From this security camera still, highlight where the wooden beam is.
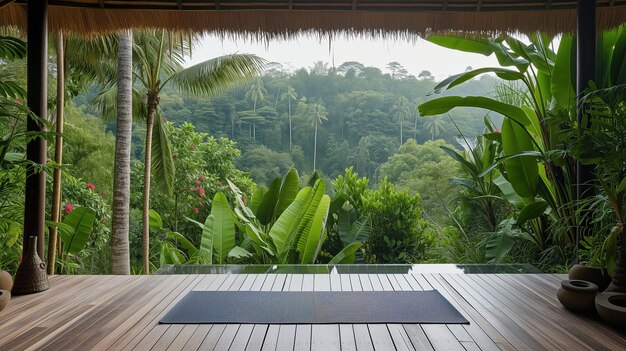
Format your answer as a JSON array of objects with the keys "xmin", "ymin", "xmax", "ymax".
[
  {"xmin": 576, "ymin": 0, "xmax": 596, "ymax": 245},
  {"xmin": 24, "ymin": 0, "xmax": 48, "ymax": 260}
]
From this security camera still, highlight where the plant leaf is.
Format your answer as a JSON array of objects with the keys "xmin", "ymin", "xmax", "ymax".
[
  {"xmin": 329, "ymin": 242, "xmax": 363, "ymax": 264},
  {"xmin": 60, "ymin": 207, "xmax": 96, "ymax": 254}
]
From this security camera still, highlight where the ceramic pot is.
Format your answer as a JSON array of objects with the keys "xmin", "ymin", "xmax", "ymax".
[
  {"xmin": 557, "ymin": 279, "xmax": 598, "ymax": 313},
  {"xmin": 568, "ymin": 263, "xmax": 611, "ymax": 291},
  {"xmin": 0, "ymin": 271, "xmax": 13, "ymax": 291},
  {"xmin": 0, "ymin": 289, "xmax": 9, "ymax": 313},
  {"xmin": 595, "ymin": 293, "xmax": 626, "ymax": 329}
]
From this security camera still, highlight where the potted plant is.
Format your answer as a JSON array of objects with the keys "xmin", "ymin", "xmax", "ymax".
[
  {"xmin": 569, "ymin": 84, "xmax": 626, "ymax": 328},
  {"xmin": 568, "ymin": 236, "xmax": 612, "ymax": 291}
]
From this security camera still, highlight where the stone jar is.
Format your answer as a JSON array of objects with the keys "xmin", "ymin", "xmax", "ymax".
[
  {"xmin": 557, "ymin": 279, "xmax": 598, "ymax": 314},
  {"xmin": 595, "ymin": 293, "xmax": 626, "ymax": 329},
  {"xmin": 0, "ymin": 271, "xmax": 13, "ymax": 291},
  {"xmin": 568, "ymin": 263, "xmax": 611, "ymax": 291}
]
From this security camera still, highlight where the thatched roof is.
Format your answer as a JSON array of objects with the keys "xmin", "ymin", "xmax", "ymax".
[{"xmin": 1, "ymin": 1, "xmax": 626, "ymax": 37}]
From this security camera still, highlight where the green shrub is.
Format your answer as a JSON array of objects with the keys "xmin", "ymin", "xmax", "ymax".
[{"xmin": 363, "ymin": 179, "xmax": 432, "ymax": 263}]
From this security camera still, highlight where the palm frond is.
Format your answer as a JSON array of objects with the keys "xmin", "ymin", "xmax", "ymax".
[
  {"xmin": 151, "ymin": 112, "xmax": 175, "ymax": 196},
  {"xmin": 90, "ymin": 86, "xmax": 148, "ymax": 122},
  {"xmin": 167, "ymin": 54, "xmax": 267, "ymax": 97}
]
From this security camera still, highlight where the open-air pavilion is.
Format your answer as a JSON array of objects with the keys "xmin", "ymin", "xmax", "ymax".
[{"xmin": 1, "ymin": 0, "xmax": 626, "ymax": 349}]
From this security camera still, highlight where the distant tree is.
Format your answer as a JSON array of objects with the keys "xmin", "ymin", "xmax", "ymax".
[
  {"xmin": 305, "ymin": 103, "xmax": 328, "ymax": 170},
  {"xmin": 310, "ymin": 61, "xmax": 329, "ymax": 75},
  {"xmin": 386, "ymin": 61, "xmax": 409, "ymax": 80},
  {"xmin": 412, "ymin": 97, "xmax": 421, "ymax": 140},
  {"xmin": 418, "ymin": 70, "xmax": 434, "ymax": 80},
  {"xmin": 424, "ymin": 115, "xmax": 445, "ymax": 140},
  {"xmin": 280, "ymin": 85, "xmax": 298, "ymax": 149},
  {"xmin": 337, "ymin": 61, "xmax": 364, "ymax": 76},
  {"xmin": 246, "ymin": 78, "xmax": 267, "ymax": 140},
  {"xmin": 391, "ymin": 96, "xmax": 411, "ymax": 145}
]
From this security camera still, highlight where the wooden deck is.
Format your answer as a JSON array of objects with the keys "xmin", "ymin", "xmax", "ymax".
[{"xmin": 0, "ymin": 273, "xmax": 624, "ymax": 350}]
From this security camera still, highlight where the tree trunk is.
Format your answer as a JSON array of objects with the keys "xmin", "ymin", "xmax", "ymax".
[
  {"xmin": 288, "ymin": 98, "xmax": 292, "ymax": 149},
  {"xmin": 313, "ymin": 121, "xmax": 318, "ymax": 170},
  {"xmin": 47, "ymin": 31, "xmax": 65, "ymax": 275},
  {"xmin": 111, "ymin": 30, "xmax": 133, "ymax": 275},
  {"xmin": 141, "ymin": 95, "xmax": 158, "ymax": 274},
  {"xmin": 414, "ymin": 116, "xmax": 418, "ymax": 140},
  {"xmin": 608, "ymin": 233, "xmax": 626, "ymax": 293}
]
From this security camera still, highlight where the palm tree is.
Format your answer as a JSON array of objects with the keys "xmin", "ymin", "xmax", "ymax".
[
  {"xmin": 305, "ymin": 103, "xmax": 328, "ymax": 170},
  {"xmin": 110, "ymin": 30, "xmax": 133, "ymax": 275},
  {"xmin": 99, "ymin": 30, "xmax": 265, "ymax": 273},
  {"xmin": 391, "ymin": 96, "xmax": 411, "ymax": 145},
  {"xmin": 280, "ymin": 85, "xmax": 298, "ymax": 149},
  {"xmin": 424, "ymin": 115, "xmax": 445, "ymax": 140},
  {"xmin": 246, "ymin": 78, "xmax": 267, "ymax": 141}
]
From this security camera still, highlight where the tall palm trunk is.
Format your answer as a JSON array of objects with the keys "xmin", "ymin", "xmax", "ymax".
[
  {"xmin": 111, "ymin": 30, "xmax": 133, "ymax": 275},
  {"xmin": 142, "ymin": 94, "xmax": 158, "ymax": 274},
  {"xmin": 47, "ymin": 32, "xmax": 65, "ymax": 274},
  {"xmin": 288, "ymin": 98, "xmax": 292, "ymax": 149},
  {"xmin": 313, "ymin": 121, "xmax": 318, "ymax": 170}
]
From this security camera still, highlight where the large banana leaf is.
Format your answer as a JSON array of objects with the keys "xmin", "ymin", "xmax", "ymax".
[
  {"xmin": 501, "ymin": 119, "xmax": 539, "ymax": 199},
  {"xmin": 58, "ymin": 207, "xmax": 96, "ymax": 254},
  {"xmin": 298, "ymin": 194, "xmax": 331, "ymax": 264},
  {"xmin": 432, "ymin": 67, "xmax": 523, "ymax": 94},
  {"xmin": 269, "ymin": 187, "xmax": 312, "ymax": 261},
  {"xmin": 255, "ymin": 177, "xmax": 281, "ymax": 225},
  {"xmin": 151, "ymin": 113, "xmax": 175, "ymax": 196},
  {"xmin": 165, "ymin": 231, "xmax": 199, "ymax": 258},
  {"xmin": 273, "ymin": 167, "xmax": 300, "ymax": 221},
  {"xmin": 610, "ymin": 28, "xmax": 626, "ymax": 85},
  {"xmin": 329, "ymin": 242, "xmax": 362, "ymax": 264},
  {"xmin": 419, "ymin": 96, "xmax": 530, "ymax": 126},
  {"xmin": 426, "ymin": 35, "xmax": 493, "ymax": 55},
  {"xmin": 551, "ymin": 35, "xmax": 576, "ymax": 106},
  {"xmin": 199, "ymin": 214, "xmax": 214, "ymax": 264},
  {"xmin": 209, "ymin": 192, "xmax": 236, "ymax": 264}
]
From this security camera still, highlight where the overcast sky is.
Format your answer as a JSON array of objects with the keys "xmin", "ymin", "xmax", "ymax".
[{"xmin": 185, "ymin": 34, "xmax": 499, "ymax": 81}]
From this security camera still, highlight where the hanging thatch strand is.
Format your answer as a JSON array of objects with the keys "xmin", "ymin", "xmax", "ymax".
[{"xmin": 1, "ymin": 1, "xmax": 626, "ymax": 37}]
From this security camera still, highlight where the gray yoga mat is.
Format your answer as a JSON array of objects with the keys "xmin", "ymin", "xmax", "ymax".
[{"xmin": 160, "ymin": 290, "xmax": 469, "ymax": 324}]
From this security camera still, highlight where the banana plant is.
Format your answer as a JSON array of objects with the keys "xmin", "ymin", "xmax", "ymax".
[
  {"xmin": 47, "ymin": 207, "xmax": 96, "ymax": 273},
  {"xmin": 419, "ymin": 32, "xmax": 587, "ymax": 254}
]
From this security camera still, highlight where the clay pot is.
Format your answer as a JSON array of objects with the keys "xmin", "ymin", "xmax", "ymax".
[
  {"xmin": 557, "ymin": 279, "xmax": 598, "ymax": 313},
  {"xmin": 0, "ymin": 289, "xmax": 10, "ymax": 313},
  {"xmin": 595, "ymin": 293, "xmax": 626, "ymax": 329},
  {"xmin": 0, "ymin": 271, "xmax": 13, "ymax": 291},
  {"xmin": 568, "ymin": 263, "xmax": 611, "ymax": 291}
]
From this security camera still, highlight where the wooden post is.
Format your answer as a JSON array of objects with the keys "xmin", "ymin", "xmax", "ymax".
[
  {"xmin": 576, "ymin": 0, "xmax": 596, "ymax": 247},
  {"xmin": 47, "ymin": 31, "xmax": 64, "ymax": 275},
  {"xmin": 24, "ymin": 0, "xmax": 48, "ymax": 260}
]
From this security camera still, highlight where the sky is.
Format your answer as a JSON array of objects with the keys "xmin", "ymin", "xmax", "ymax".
[{"xmin": 185, "ymin": 34, "xmax": 499, "ymax": 81}]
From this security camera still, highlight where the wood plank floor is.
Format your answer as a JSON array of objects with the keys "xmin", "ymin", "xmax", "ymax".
[{"xmin": 0, "ymin": 274, "xmax": 624, "ymax": 350}]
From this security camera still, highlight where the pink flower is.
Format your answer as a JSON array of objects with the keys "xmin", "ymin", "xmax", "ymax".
[
  {"xmin": 193, "ymin": 207, "xmax": 199, "ymax": 214},
  {"xmin": 495, "ymin": 128, "xmax": 501, "ymax": 133},
  {"xmin": 64, "ymin": 203, "xmax": 74, "ymax": 215},
  {"xmin": 198, "ymin": 188, "xmax": 205, "ymax": 196},
  {"xmin": 199, "ymin": 175, "xmax": 205, "ymax": 181},
  {"xmin": 195, "ymin": 179, "xmax": 201, "ymax": 185},
  {"xmin": 85, "ymin": 183, "xmax": 95, "ymax": 190}
]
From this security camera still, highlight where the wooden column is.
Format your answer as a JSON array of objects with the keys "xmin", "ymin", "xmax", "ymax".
[
  {"xmin": 575, "ymin": 0, "xmax": 596, "ymax": 248},
  {"xmin": 24, "ymin": 0, "xmax": 48, "ymax": 259}
]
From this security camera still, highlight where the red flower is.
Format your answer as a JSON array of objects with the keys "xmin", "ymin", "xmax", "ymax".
[
  {"xmin": 199, "ymin": 175, "xmax": 205, "ymax": 181},
  {"xmin": 193, "ymin": 207, "xmax": 199, "ymax": 214},
  {"xmin": 85, "ymin": 183, "xmax": 95, "ymax": 190},
  {"xmin": 195, "ymin": 179, "xmax": 201, "ymax": 185},
  {"xmin": 495, "ymin": 128, "xmax": 501, "ymax": 133},
  {"xmin": 198, "ymin": 188, "xmax": 205, "ymax": 196},
  {"xmin": 64, "ymin": 203, "xmax": 74, "ymax": 215}
]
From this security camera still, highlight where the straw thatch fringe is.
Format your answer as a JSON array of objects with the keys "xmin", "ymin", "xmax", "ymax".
[{"xmin": 1, "ymin": 4, "xmax": 626, "ymax": 38}]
